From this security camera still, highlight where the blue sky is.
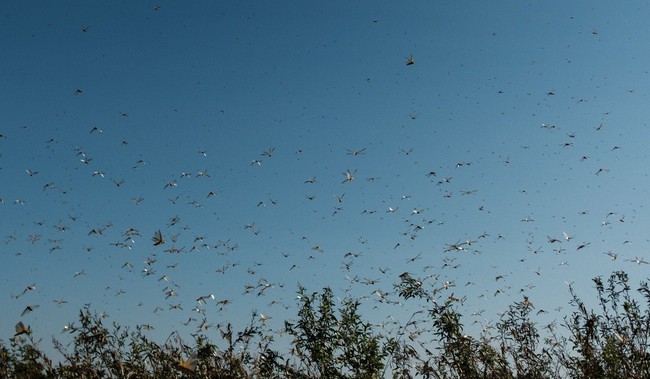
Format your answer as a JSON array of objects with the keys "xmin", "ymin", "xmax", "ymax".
[{"xmin": 3, "ymin": 0, "xmax": 650, "ymax": 360}]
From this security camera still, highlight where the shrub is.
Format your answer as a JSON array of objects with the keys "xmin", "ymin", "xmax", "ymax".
[{"xmin": 3, "ymin": 271, "xmax": 650, "ymax": 378}]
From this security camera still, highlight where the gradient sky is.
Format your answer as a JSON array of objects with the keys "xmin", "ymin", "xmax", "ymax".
[{"xmin": 3, "ymin": 0, "xmax": 650, "ymax": 362}]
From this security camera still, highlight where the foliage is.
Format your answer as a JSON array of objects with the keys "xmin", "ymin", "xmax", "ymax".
[
  {"xmin": 558, "ymin": 271, "xmax": 650, "ymax": 378},
  {"xmin": 284, "ymin": 286, "xmax": 386, "ymax": 378},
  {"xmin": 3, "ymin": 271, "xmax": 650, "ymax": 378}
]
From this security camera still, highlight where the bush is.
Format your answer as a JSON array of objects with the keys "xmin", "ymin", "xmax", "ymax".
[{"xmin": 3, "ymin": 271, "xmax": 650, "ymax": 378}]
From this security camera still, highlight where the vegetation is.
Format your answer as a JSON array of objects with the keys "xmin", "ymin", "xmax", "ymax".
[{"xmin": 3, "ymin": 271, "xmax": 650, "ymax": 378}]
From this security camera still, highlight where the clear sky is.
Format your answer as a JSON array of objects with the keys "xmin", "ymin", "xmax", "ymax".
[{"xmin": 2, "ymin": 0, "xmax": 650, "ymax": 360}]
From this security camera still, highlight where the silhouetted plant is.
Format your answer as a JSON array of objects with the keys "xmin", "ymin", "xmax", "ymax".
[
  {"xmin": 284, "ymin": 286, "xmax": 386, "ymax": 378},
  {"xmin": 496, "ymin": 296, "xmax": 552, "ymax": 378},
  {"xmin": 394, "ymin": 273, "xmax": 550, "ymax": 379},
  {"xmin": 560, "ymin": 271, "xmax": 650, "ymax": 378},
  {"xmin": 5, "ymin": 335, "xmax": 53, "ymax": 379}
]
